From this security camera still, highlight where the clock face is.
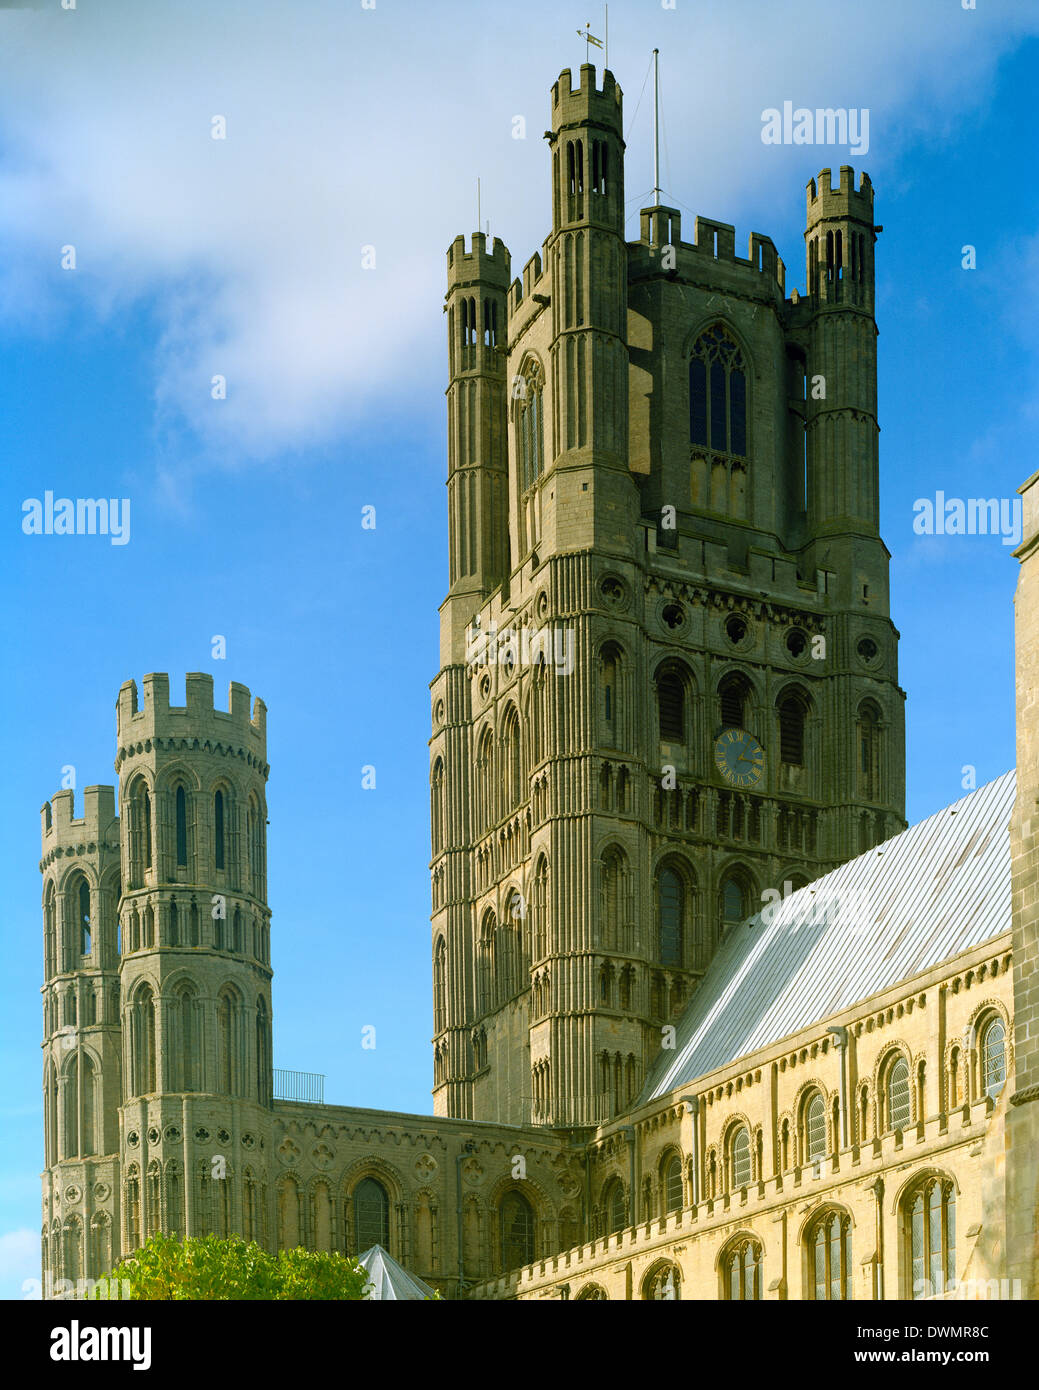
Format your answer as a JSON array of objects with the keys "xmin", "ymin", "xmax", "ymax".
[{"xmin": 714, "ymin": 728, "xmax": 765, "ymax": 789}]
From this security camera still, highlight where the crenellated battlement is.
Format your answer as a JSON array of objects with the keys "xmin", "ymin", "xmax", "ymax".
[
  {"xmin": 116, "ymin": 673, "xmax": 267, "ymax": 758},
  {"xmin": 806, "ymin": 165, "xmax": 874, "ymax": 225},
  {"xmin": 446, "ymin": 232, "xmax": 511, "ymax": 292},
  {"xmin": 551, "ymin": 63, "xmax": 622, "ymax": 131},
  {"xmin": 40, "ymin": 786, "xmax": 118, "ymax": 858},
  {"xmin": 628, "ymin": 212, "xmax": 786, "ymax": 296}
]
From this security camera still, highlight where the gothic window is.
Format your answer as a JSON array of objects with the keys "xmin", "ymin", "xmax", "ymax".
[
  {"xmin": 905, "ymin": 1177, "xmax": 955, "ymax": 1299},
  {"xmin": 143, "ymin": 791, "xmax": 152, "ymax": 870},
  {"xmin": 803, "ymin": 1090, "xmax": 827, "ymax": 1162},
  {"xmin": 477, "ymin": 912, "xmax": 496, "ymax": 1016},
  {"xmin": 354, "ymin": 1177, "xmax": 390, "ymax": 1253},
  {"xmin": 576, "ymin": 1284, "xmax": 608, "ymax": 1300},
  {"xmin": 433, "ymin": 938, "xmax": 447, "ymax": 1032},
  {"xmin": 248, "ymin": 794, "xmax": 265, "ymax": 897},
  {"xmin": 663, "ymin": 1153, "xmax": 683, "ymax": 1213},
  {"xmin": 604, "ymin": 1179, "xmax": 627, "ymax": 1235},
  {"xmin": 430, "ymin": 759, "xmax": 445, "ymax": 856},
  {"xmin": 808, "ymin": 1209, "xmax": 852, "ymax": 1300},
  {"xmin": 256, "ymin": 998, "xmax": 270, "ymax": 1104},
  {"xmin": 601, "ymin": 848, "xmax": 626, "ymax": 950},
  {"xmin": 218, "ymin": 988, "xmax": 239, "ymax": 1095},
  {"xmin": 131, "ymin": 983, "xmax": 156, "ymax": 1097},
  {"xmin": 476, "ymin": 727, "xmax": 495, "ymax": 835},
  {"xmin": 232, "ymin": 906, "xmax": 242, "ymax": 953},
  {"xmin": 719, "ymin": 673, "xmax": 750, "ymax": 730},
  {"xmin": 590, "ymin": 138, "xmax": 608, "ymax": 196},
  {"xmin": 78, "ymin": 878, "xmax": 91, "ymax": 956},
  {"xmin": 501, "ymin": 1191, "xmax": 535, "ymax": 1270},
  {"xmin": 980, "ymin": 1016, "xmax": 1006, "ymax": 1098},
  {"xmin": 501, "ymin": 707, "xmax": 522, "ymax": 812},
  {"xmin": 566, "ymin": 138, "xmax": 584, "ymax": 196},
  {"xmin": 214, "ymin": 790, "xmax": 226, "ymax": 871},
  {"xmin": 719, "ymin": 873, "xmax": 748, "ymax": 935},
  {"xmin": 44, "ymin": 881, "xmax": 57, "ymax": 978},
  {"xmin": 779, "ymin": 693, "xmax": 808, "ymax": 766},
  {"xmin": 532, "ymin": 856, "xmax": 549, "ymax": 960},
  {"xmin": 722, "ymin": 1236, "xmax": 763, "ymax": 1300},
  {"xmin": 517, "ymin": 364, "xmax": 545, "ymax": 493},
  {"xmin": 658, "ymin": 866, "xmax": 684, "ymax": 968},
  {"xmin": 656, "ymin": 666, "xmax": 685, "ymax": 742},
  {"xmin": 171, "ymin": 984, "xmax": 198, "ymax": 1092},
  {"xmin": 600, "ymin": 645, "xmax": 619, "ymax": 743},
  {"xmin": 643, "ymin": 1261, "xmax": 681, "ymax": 1300},
  {"xmin": 729, "ymin": 1125, "xmax": 752, "ymax": 1189},
  {"xmin": 44, "ymin": 1060, "xmax": 57, "ymax": 1167},
  {"xmin": 689, "ymin": 324, "xmax": 747, "ymax": 456},
  {"xmin": 884, "ymin": 1055, "xmax": 912, "ymax": 1132},
  {"xmin": 175, "ymin": 785, "xmax": 188, "ymax": 866},
  {"xmin": 857, "ymin": 701, "xmax": 882, "ymax": 802},
  {"xmin": 483, "ymin": 296, "xmax": 498, "ymax": 348},
  {"xmin": 169, "ymin": 899, "xmax": 179, "ymax": 947}
]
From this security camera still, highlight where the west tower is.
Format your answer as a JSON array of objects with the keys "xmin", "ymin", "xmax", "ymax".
[{"xmin": 430, "ymin": 66, "xmax": 905, "ymax": 1142}]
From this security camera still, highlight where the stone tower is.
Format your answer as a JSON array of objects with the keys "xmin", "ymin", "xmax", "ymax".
[
  {"xmin": 113, "ymin": 673, "xmax": 274, "ymax": 1257},
  {"xmin": 1008, "ymin": 470, "xmax": 1039, "ymax": 1298},
  {"xmin": 429, "ymin": 65, "xmax": 905, "ymax": 1135},
  {"xmin": 40, "ymin": 786, "xmax": 123, "ymax": 1292}
]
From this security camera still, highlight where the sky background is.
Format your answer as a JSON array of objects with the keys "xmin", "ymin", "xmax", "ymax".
[{"xmin": 1, "ymin": 0, "xmax": 1037, "ymax": 1297}]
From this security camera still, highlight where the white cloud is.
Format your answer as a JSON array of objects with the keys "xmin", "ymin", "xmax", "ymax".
[
  {"xmin": 0, "ymin": 0, "xmax": 1035, "ymax": 463},
  {"xmin": 0, "ymin": 1228, "xmax": 39, "ymax": 1300}
]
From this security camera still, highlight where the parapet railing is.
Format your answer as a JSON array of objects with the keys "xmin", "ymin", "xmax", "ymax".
[{"xmin": 273, "ymin": 1069, "xmax": 325, "ymax": 1104}]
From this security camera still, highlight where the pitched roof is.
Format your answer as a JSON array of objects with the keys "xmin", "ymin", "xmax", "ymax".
[
  {"xmin": 642, "ymin": 770, "xmax": 1015, "ymax": 1103},
  {"xmin": 358, "ymin": 1244, "xmax": 437, "ymax": 1300}
]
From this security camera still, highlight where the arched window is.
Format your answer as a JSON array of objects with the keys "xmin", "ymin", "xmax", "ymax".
[
  {"xmin": 354, "ymin": 1177, "xmax": 390, "ymax": 1253},
  {"xmin": 689, "ymin": 324, "xmax": 747, "ymax": 456},
  {"xmin": 905, "ymin": 1177, "xmax": 955, "ymax": 1299},
  {"xmin": 501, "ymin": 1191, "xmax": 535, "ymax": 1270},
  {"xmin": 248, "ymin": 794, "xmax": 265, "ymax": 897},
  {"xmin": 779, "ymin": 693, "xmax": 807, "ymax": 766},
  {"xmin": 804, "ymin": 1091, "xmax": 827, "ymax": 1162},
  {"xmin": 44, "ymin": 881, "xmax": 57, "ymax": 979},
  {"xmin": 576, "ymin": 1283, "xmax": 608, "ymax": 1300},
  {"xmin": 169, "ymin": 898, "xmax": 179, "ymax": 947},
  {"xmin": 532, "ymin": 856, "xmax": 549, "ymax": 960},
  {"xmin": 214, "ymin": 790, "xmax": 226, "ymax": 871},
  {"xmin": 78, "ymin": 878, "xmax": 91, "ymax": 956},
  {"xmin": 218, "ymin": 988, "xmax": 238, "ymax": 1095},
  {"xmin": 600, "ymin": 848, "xmax": 626, "ymax": 950},
  {"xmin": 44, "ymin": 1060, "xmax": 58, "ymax": 1167},
  {"xmin": 656, "ymin": 666, "xmax": 685, "ymax": 742},
  {"xmin": 175, "ymin": 785, "xmax": 188, "ymax": 866},
  {"xmin": 719, "ymin": 674, "xmax": 750, "ymax": 730},
  {"xmin": 131, "ymin": 984, "xmax": 156, "ymax": 1097},
  {"xmin": 857, "ymin": 702, "xmax": 881, "ymax": 802},
  {"xmin": 477, "ymin": 912, "xmax": 496, "ymax": 1016},
  {"xmin": 662, "ymin": 1153, "xmax": 683, "ymax": 1213},
  {"xmin": 430, "ymin": 760, "xmax": 445, "ymax": 856},
  {"xmin": 143, "ymin": 791, "xmax": 152, "ymax": 870},
  {"xmin": 604, "ymin": 1179, "xmax": 627, "ymax": 1235},
  {"xmin": 518, "ymin": 365, "xmax": 545, "ymax": 492},
  {"xmin": 719, "ymin": 874, "xmax": 748, "ymax": 935},
  {"xmin": 433, "ymin": 938, "xmax": 447, "ymax": 1033},
  {"xmin": 980, "ymin": 1016, "xmax": 1006, "ymax": 1098},
  {"xmin": 722, "ymin": 1236, "xmax": 762, "ymax": 1300},
  {"xmin": 658, "ymin": 866, "xmax": 683, "ymax": 967},
  {"xmin": 256, "ymin": 998, "xmax": 270, "ymax": 1105},
  {"xmin": 730, "ymin": 1126, "xmax": 752, "ymax": 1188},
  {"xmin": 476, "ymin": 727, "xmax": 495, "ymax": 835},
  {"xmin": 643, "ymin": 1261, "xmax": 681, "ymax": 1300},
  {"xmin": 885, "ymin": 1056, "xmax": 911, "ymax": 1131},
  {"xmin": 501, "ymin": 708, "xmax": 522, "ymax": 812},
  {"xmin": 171, "ymin": 984, "xmax": 198, "ymax": 1092},
  {"xmin": 808, "ymin": 1209, "xmax": 852, "ymax": 1300}
]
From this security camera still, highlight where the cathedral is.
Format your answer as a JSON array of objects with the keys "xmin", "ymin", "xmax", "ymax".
[{"xmin": 38, "ymin": 64, "xmax": 1038, "ymax": 1300}]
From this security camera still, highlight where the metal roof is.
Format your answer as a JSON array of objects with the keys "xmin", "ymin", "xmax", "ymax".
[{"xmin": 642, "ymin": 770, "xmax": 1015, "ymax": 1102}]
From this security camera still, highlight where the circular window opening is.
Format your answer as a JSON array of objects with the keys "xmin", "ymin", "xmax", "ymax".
[
  {"xmin": 786, "ymin": 629, "xmax": 807, "ymax": 658},
  {"xmin": 858, "ymin": 637, "xmax": 878, "ymax": 664},
  {"xmin": 662, "ymin": 603, "xmax": 684, "ymax": 630},
  {"xmin": 479, "ymin": 675, "xmax": 491, "ymax": 700},
  {"xmin": 725, "ymin": 615, "xmax": 748, "ymax": 645}
]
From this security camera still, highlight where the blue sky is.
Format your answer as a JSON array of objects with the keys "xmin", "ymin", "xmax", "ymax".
[{"xmin": 1, "ymin": 0, "xmax": 1037, "ymax": 1297}]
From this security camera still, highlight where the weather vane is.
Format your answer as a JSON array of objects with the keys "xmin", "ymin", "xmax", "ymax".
[{"xmin": 577, "ymin": 20, "xmax": 603, "ymax": 65}]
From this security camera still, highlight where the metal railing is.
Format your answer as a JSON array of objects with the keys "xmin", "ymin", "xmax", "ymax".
[{"xmin": 273, "ymin": 1068, "xmax": 325, "ymax": 1104}]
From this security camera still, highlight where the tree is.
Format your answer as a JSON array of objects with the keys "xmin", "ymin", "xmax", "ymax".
[{"xmin": 87, "ymin": 1232, "xmax": 372, "ymax": 1301}]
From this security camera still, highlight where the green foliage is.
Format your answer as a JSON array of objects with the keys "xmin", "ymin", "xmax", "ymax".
[{"xmin": 88, "ymin": 1232, "xmax": 372, "ymax": 1301}]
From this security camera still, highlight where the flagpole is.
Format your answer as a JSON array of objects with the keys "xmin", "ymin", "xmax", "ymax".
[{"xmin": 653, "ymin": 48, "xmax": 660, "ymax": 203}]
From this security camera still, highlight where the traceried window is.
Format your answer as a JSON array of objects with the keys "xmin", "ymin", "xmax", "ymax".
[
  {"xmin": 980, "ymin": 1016, "xmax": 1006, "ymax": 1098},
  {"xmin": 905, "ymin": 1177, "xmax": 955, "ymax": 1299},
  {"xmin": 517, "ymin": 365, "xmax": 545, "ymax": 493},
  {"xmin": 354, "ymin": 1177, "xmax": 390, "ymax": 1253},
  {"xmin": 643, "ymin": 1262, "xmax": 681, "ymax": 1300},
  {"xmin": 689, "ymin": 324, "xmax": 747, "ymax": 456},
  {"xmin": 500, "ymin": 1191, "xmax": 535, "ymax": 1270},
  {"xmin": 722, "ymin": 1237, "xmax": 762, "ymax": 1300},
  {"xmin": 605, "ymin": 1179, "xmax": 627, "ymax": 1235},
  {"xmin": 808, "ymin": 1209, "xmax": 852, "ymax": 1300}
]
